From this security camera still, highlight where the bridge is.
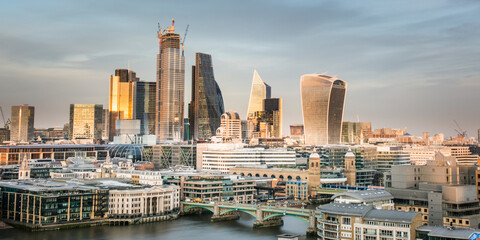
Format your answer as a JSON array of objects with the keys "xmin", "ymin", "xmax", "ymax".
[{"xmin": 182, "ymin": 202, "xmax": 318, "ymax": 236}]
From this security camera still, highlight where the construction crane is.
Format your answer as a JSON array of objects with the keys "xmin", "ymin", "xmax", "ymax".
[
  {"xmin": 453, "ymin": 120, "xmax": 467, "ymax": 138},
  {"xmin": 0, "ymin": 106, "xmax": 10, "ymax": 129},
  {"xmin": 181, "ymin": 24, "xmax": 189, "ymax": 56}
]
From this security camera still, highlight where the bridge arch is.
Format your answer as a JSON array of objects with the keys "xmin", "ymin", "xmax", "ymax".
[
  {"xmin": 279, "ymin": 175, "xmax": 284, "ymax": 180},
  {"xmin": 287, "ymin": 175, "xmax": 292, "ymax": 181},
  {"xmin": 271, "ymin": 174, "xmax": 276, "ymax": 178},
  {"xmin": 247, "ymin": 173, "xmax": 252, "ymax": 177},
  {"xmin": 263, "ymin": 213, "xmax": 309, "ymax": 224},
  {"xmin": 255, "ymin": 174, "xmax": 260, "ymax": 177},
  {"xmin": 263, "ymin": 174, "xmax": 268, "ymax": 177},
  {"xmin": 220, "ymin": 209, "xmax": 257, "ymax": 218},
  {"xmin": 184, "ymin": 205, "xmax": 215, "ymax": 213},
  {"xmin": 296, "ymin": 176, "xmax": 301, "ymax": 181}
]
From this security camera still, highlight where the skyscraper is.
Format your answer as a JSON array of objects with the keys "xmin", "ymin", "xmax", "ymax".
[
  {"xmin": 246, "ymin": 70, "xmax": 271, "ymax": 119},
  {"xmin": 10, "ymin": 104, "xmax": 34, "ymax": 142},
  {"xmin": 109, "ymin": 69, "xmax": 139, "ymax": 140},
  {"xmin": 263, "ymin": 98, "xmax": 282, "ymax": 138},
  {"xmin": 133, "ymin": 81, "xmax": 156, "ymax": 135},
  {"xmin": 69, "ymin": 104, "xmax": 103, "ymax": 140},
  {"xmin": 300, "ymin": 74, "xmax": 347, "ymax": 146},
  {"xmin": 189, "ymin": 52, "xmax": 224, "ymax": 141},
  {"xmin": 156, "ymin": 19, "xmax": 185, "ymax": 142}
]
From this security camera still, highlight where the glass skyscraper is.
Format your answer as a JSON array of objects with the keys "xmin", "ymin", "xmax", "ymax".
[
  {"xmin": 10, "ymin": 104, "xmax": 34, "ymax": 142},
  {"xmin": 156, "ymin": 20, "xmax": 185, "ymax": 142},
  {"xmin": 69, "ymin": 104, "xmax": 103, "ymax": 140},
  {"xmin": 189, "ymin": 52, "xmax": 224, "ymax": 141},
  {"xmin": 108, "ymin": 69, "xmax": 139, "ymax": 140},
  {"xmin": 300, "ymin": 74, "xmax": 347, "ymax": 145},
  {"xmin": 133, "ymin": 81, "xmax": 156, "ymax": 135},
  {"xmin": 247, "ymin": 70, "xmax": 271, "ymax": 119}
]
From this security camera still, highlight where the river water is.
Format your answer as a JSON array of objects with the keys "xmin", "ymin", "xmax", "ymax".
[{"xmin": 0, "ymin": 213, "xmax": 315, "ymax": 240}]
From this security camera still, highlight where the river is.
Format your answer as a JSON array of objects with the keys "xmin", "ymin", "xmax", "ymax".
[{"xmin": 0, "ymin": 213, "xmax": 316, "ymax": 240}]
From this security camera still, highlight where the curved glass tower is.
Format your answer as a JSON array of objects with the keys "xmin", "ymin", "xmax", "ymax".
[
  {"xmin": 189, "ymin": 52, "xmax": 224, "ymax": 140},
  {"xmin": 300, "ymin": 74, "xmax": 347, "ymax": 146}
]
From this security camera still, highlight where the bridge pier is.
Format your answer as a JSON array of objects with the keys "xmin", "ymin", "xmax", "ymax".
[
  {"xmin": 253, "ymin": 208, "xmax": 283, "ymax": 228},
  {"xmin": 211, "ymin": 203, "xmax": 239, "ymax": 222},
  {"xmin": 306, "ymin": 210, "xmax": 317, "ymax": 237}
]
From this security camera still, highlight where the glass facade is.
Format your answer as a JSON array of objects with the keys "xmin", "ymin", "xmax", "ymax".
[
  {"xmin": 69, "ymin": 104, "xmax": 103, "ymax": 140},
  {"xmin": 300, "ymin": 74, "xmax": 347, "ymax": 146},
  {"xmin": 156, "ymin": 24, "xmax": 185, "ymax": 143},
  {"xmin": 10, "ymin": 104, "xmax": 34, "ymax": 142},
  {"xmin": 189, "ymin": 52, "xmax": 224, "ymax": 140},
  {"xmin": 109, "ymin": 69, "xmax": 139, "ymax": 140},
  {"xmin": 133, "ymin": 81, "xmax": 156, "ymax": 135},
  {"xmin": 246, "ymin": 70, "xmax": 271, "ymax": 120}
]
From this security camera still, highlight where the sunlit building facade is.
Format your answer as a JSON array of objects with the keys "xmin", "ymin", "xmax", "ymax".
[
  {"xmin": 109, "ymin": 69, "xmax": 139, "ymax": 140},
  {"xmin": 69, "ymin": 104, "xmax": 103, "ymax": 140},
  {"xmin": 300, "ymin": 74, "xmax": 347, "ymax": 145},
  {"xmin": 246, "ymin": 70, "xmax": 271, "ymax": 119},
  {"xmin": 156, "ymin": 20, "xmax": 185, "ymax": 142},
  {"xmin": 10, "ymin": 104, "xmax": 35, "ymax": 143},
  {"xmin": 189, "ymin": 52, "xmax": 224, "ymax": 141},
  {"xmin": 217, "ymin": 111, "xmax": 242, "ymax": 142}
]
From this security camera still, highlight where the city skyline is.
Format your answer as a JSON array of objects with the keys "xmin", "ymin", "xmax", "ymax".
[{"xmin": 1, "ymin": 1, "xmax": 480, "ymax": 137}]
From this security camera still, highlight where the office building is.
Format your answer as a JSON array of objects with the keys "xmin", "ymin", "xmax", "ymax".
[
  {"xmin": 109, "ymin": 69, "xmax": 139, "ymax": 140},
  {"xmin": 300, "ymin": 74, "xmax": 347, "ymax": 145},
  {"xmin": 341, "ymin": 121, "xmax": 364, "ymax": 144},
  {"xmin": 290, "ymin": 124, "xmax": 304, "ymax": 139},
  {"xmin": 246, "ymin": 70, "xmax": 271, "ymax": 120},
  {"xmin": 0, "ymin": 128, "xmax": 9, "ymax": 143},
  {"xmin": 10, "ymin": 104, "xmax": 34, "ymax": 142},
  {"xmin": 133, "ymin": 81, "xmax": 156, "ymax": 135},
  {"xmin": 69, "ymin": 104, "xmax": 103, "ymax": 140},
  {"xmin": 217, "ymin": 111, "xmax": 242, "ymax": 142},
  {"xmin": 189, "ymin": 52, "xmax": 224, "ymax": 141},
  {"xmin": 156, "ymin": 20, "xmax": 185, "ymax": 143},
  {"xmin": 376, "ymin": 146, "xmax": 410, "ymax": 172},
  {"xmin": 249, "ymin": 98, "xmax": 282, "ymax": 139},
  {"xmin": 152, "ymin": 144, "xmax": 196, "ymax": 169},
  {"xmin": 201, "ymin": 147, "xmax": 296, "ymax": 174}
]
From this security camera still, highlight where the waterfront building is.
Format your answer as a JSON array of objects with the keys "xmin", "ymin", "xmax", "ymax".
[
  {"xmin": 0, "ymin": 145, "xmax": 109, "ymax": 165},
  {"xmin": 316, "ymin": 203, "xmax": 421, "ymax": 240},
  {"xmin": 156, "ymin": 20, "xmax": 185, "ymax": 143},
  {"xmin": 201, "ymin": 148, "xmax": 296, "ymax": 174},
  {"xmin": 152, "ymin": 144, "xmax": 196, "ymax": 169},
  {"xmin": 217, "ymin": 111, "xmax": 242, "ymax": 142},
  {"xmin": 182, "ymin": 176, "xmax": 255, "ymax": 203},
  {"xmin": 108, "ymin": 184, "xmax": 180, "ymax": 218},
  {"xmin": 331, "ymin": 190, "xmax": 394, "ymax": 210},
  {"xmin": 189, "ymin": 53, "xmax": 224, "ymax": 141},
  {"xmin": 286, "ymin": 181, "xmax": 308, "ymax": 200},
  {"xmin": 133, "ymin": 81, "xmax": 156, "ymax": 135},
  {"xmin": 109, "ymin": 69, "xmax": 139, "ymax": 140},
  {"xmin": 0, "ymin": 179, "xmax": 109, "ymax": 226},
  {"xmin": 300, "ymin": 74, "xmax": 347, "ymax": 145},
  {"xmin": 69, "ymin": 104, "xmax": 103, "ymax": 140},
  {"xmin": 10, "ymin": 104, "xmax": 34, "ymax": 143}
]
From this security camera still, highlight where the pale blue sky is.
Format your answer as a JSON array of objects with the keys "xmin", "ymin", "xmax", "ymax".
[{"xmin": 0, "ymin": 0, "xmax": 479, "ymax": 137}]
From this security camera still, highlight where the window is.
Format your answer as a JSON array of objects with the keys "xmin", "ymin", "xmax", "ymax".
[{"xmin": 342, "ymin": 217, "xmax": 351, "ymax": 225}]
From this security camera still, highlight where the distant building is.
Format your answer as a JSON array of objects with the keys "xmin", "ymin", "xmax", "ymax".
[
  {"xmin": 289, "ymin": 124, "xmax": 304, "ymax": 139},
  {"xmin": 10, "ymin": 104, "xmax": 34, "ymax": 142},
  {"xmin": 249, "ymin": 98, "xmax": 282, "ymax": 139},
  {"xmin": 246, "ymin": 70, "xmax": 271, "ymax": 120},
  {"xmin": 109, "ymin": 69, "xmax": 139, "ymax": 140},
  {"xmin": 181, "ymin": 176, "xmax": 255, "ymax": 203},
  {"xmin": 217, "ymin": 111, "xmax": 242, "ymax": 142},
  {"xmin": 0, "ymin": 128, "xmax": 10, "ymax": 143},
  {"xmin": 300, "ymin": 74, "xmax": 347, "ymax": 145},
  {"xmin": 69, "ymin": 104, "xmax": 103, "ymax": 140},
  {"xmin": 331, "ymin": 190, "xmax": 394, "ymax": 210},
  {"xmin": 189, "ymin": 52, "xmax": 224, "ymax": 141},
  {"xmin": 133, "ymin": 81, "xmax": 156, "ymax": 135},
  {"xmin": 416, "ymin": 225, "xmax": 480, "ymax": 240},
  {"xmin": 152, "ymin": 144, "xmax": 196, "ymax": 169},
  {"xmin": 201, "ymin": 147, "xmax": 296, "ymax": 174},
  {"xmin": 376, "ymin": 146, "xmax": 410, "ymax": 172},
  {"xmin": 156, "ymin": 20, "xmax": 185, "ymax": 143}
]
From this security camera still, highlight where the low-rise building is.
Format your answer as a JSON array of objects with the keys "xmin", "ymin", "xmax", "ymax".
[
  {"xmin": 331, "ymin": 190, "xmax": 394, "ymax": 210},
  {"xmin": 285, "ymin": 181, "xmax": 308, "ymax": 200},
  {"xmin": 416, "ymin": 225, "xmax": 480, "ymax": 240},
  {"xmin": 316, "ymin": 203, "xmax": 422, "ymax": 240},
  {"xmin": 182, "ymin": 176, "xmax": 255, "ymax": 203}
]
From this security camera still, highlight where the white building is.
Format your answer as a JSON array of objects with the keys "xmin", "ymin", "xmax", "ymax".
[
  {"xmin": 376, "ymin": 146, "xmax": 410, "ymax": 172},
  {"xmin": 403, "ymin": 146, "xmax": 450, "ymax": 165},
  {"xmin": 113, "ymin": 169, "xmax": 163, "ymax": 186},
  {"xmin": 217, "ymin": 111, "xmax": 242, "ymax": 142},
  {"xmin": 202, "ymin": 147, "xmax": 296, "ymax": 174},
  {"xmin": 108, "ymin": 185, "xmax": 180, "ymax": 218}
]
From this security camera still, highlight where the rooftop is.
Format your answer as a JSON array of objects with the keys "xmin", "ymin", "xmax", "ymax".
[{"xmin": 417, "ymin": 225, "xmax": 480, "ymax": 239}]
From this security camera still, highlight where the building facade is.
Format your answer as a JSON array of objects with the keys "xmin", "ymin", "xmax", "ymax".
[
  {"xmin": 300, "ymin": 74, "xmax": 347, "ymax": 146},
  {"xmin": 189, "ymin": 52, "xmax": 224, "ymax": 141},
  {"xmin": 10, "ymin": 104, "xmax": 34, "ymax": 143},
  {"xmin": 133, "ymin": 81, "xmax": 156, "ymax": 135},
  {"xmin": 109, "ymin": 69, "xmax": 139, "ymax": 140},
  {"xmin": 156, "ymin": 20, "xmax": 185, "ymax": 143},
  {"xmin": 218, "ymin": 111, "xmax": 242, "ymax": 142},
  {"xmin": 152, "ymin": 144, "xmax": 196, "ymax": 169},
  {"xmin": 69, "ymin": 104, "xmax": 103, "ymax": 140}
]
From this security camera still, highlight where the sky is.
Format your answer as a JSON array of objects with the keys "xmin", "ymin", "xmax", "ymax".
[{"xmin": 0, "ymin": 0, "xmax": 479, "ymax": 138}]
